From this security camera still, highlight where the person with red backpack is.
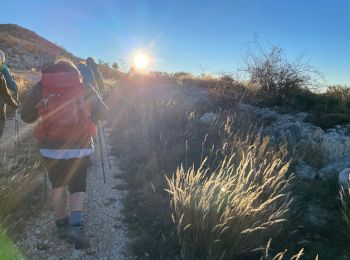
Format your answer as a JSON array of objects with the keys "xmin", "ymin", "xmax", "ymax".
[{"xmin": 21, "ymin": 59, "xmax": 109, "ymax": 249}]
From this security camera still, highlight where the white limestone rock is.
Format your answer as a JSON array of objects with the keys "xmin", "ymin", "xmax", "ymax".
[
  {"xmin": 339, "ymin": 168, "xmax": 350, "ymax": 189},
  {"xmin": 199, "ymin": 112, "xmax": 216, "ymax": 124}
]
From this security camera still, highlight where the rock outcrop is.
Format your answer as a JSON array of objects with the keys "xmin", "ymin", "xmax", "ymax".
[{"xmin": 200, "ymin": 103, "xmax": 350, "ymax": 185}]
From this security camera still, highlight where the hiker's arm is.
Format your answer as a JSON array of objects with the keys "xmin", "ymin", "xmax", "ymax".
[
  {"xmin": 2, "ymin": 66, "xmax": 18, "ymax": 93},
  {"xmin": 21, "ymin": 83, "xmax": 41, "ymax": 123},
  {"xmin": 0, "ymin": 75, "xmax": 19, "ymax": 108},
  {"xmin": 85, "ymin": 83, "xmax": 110, "ymax": 122}
]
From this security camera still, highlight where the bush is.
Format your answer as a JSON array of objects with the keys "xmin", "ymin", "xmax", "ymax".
[
  {"xmin": 0, "ymin": 228, "xmax": 22, "ymax": 259},
  {"xmin": 167, "ymin": 133, "xmax": 294, "ymax": 259},
  {"xmin": 324, "ymin": 85, "xmax": 350, "ymax": 113},
  {"xmin": 242, "ymin": 42, "xmax": 321, "ymax": 106}
]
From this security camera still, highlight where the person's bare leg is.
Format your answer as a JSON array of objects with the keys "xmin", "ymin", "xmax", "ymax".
[
  {"xmin": 51, "ymin": 187, "xmax": 68, "ymax": 219},
  {"xmin": 67, "ymin": 192, "xmax": 90, "ymax": 248},
  {"xmin": 70, "ymin": 192, "xmax": 85, "ymax": 211}
]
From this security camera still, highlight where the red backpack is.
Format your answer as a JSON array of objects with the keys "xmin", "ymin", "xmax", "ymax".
[{"xmin": 34, "ymin": 71, "xmax": 96, "ymax": 142}]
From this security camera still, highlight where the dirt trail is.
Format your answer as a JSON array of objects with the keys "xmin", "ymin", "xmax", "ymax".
[
  {"xmin": 11, "ymin": 123, "xmax": 131, "ymax": 259},
  {"xmin": 0, "ymin": 71, "xmax": 131, "ymax": 259}
]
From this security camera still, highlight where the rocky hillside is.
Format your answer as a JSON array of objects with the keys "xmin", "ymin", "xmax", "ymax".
[{"xmin": 0, "ymin": 24, "xmax": 79, "ymax": 70}]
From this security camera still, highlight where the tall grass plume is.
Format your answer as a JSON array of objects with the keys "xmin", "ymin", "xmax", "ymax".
[{"xmin": 167, "ymin": 133, "xmax": 294, "ymax": 259}]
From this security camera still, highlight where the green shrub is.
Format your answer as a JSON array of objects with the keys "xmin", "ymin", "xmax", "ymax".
[
  {"xmin": 324, "ymin": 85, "xmax": 350, "ymax": 113},
  {"xmin": 0, "ymin": 227, "xmax": 22, "ymax": 260}
]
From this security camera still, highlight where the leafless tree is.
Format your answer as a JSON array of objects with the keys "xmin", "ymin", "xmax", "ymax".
[{"xmin": 241, "ymin": 42, "xmax": 322, "ymax": 97}]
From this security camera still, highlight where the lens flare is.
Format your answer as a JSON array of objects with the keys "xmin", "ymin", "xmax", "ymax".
[{"xmin": 134, "ymin": 53, "xmax": 149, "ymax": 70}]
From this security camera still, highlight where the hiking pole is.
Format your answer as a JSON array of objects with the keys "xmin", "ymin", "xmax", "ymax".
[
  {"xmin": 98, "ymin": 122, "xmax": 106, "ymax": 184},
  {"xmin": 15, "ymin": 110, "xmax": 19, "ymax": 144},
  {"xmin": 14, "ymin": 109, "xmax": 19, "ymax": 159},
  {"xmin": 42, "ymin": 161, "xmax": 48, "ymax": 199},
  {"xmin": 101, "ymin": 122, "xmax": 112, "ymax": 169}
]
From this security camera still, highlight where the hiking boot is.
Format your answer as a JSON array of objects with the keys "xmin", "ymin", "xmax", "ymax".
[
  {"xmin": 55, "ymin": 217, "xmax": 69, "ymax": 239},
  {"xmin": 67, "ymin": 223, "xmax": 90, "ymax": 249}
]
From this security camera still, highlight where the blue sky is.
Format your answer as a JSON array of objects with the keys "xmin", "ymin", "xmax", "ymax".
[{"xmin": 1, "ymin": 0, "xmax": 350, "ymax": 84}]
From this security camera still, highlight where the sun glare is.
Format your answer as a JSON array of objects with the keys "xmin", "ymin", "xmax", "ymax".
[{"xmin": 134, "ymin": 53, "xmax": 150, "ymax": 70}]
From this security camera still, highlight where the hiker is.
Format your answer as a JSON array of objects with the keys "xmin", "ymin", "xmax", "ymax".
[
  {"xmin": 0, "ymin": 50, "xmax": 19, "ymax": 138},
  {"xmin": 21, "ymin": 59, "xmax": 109, "ymax": 249},
  {"xmin": 86, "ymin": 57, "xmax": 106, "ymax": 96},
  {"xmin": 77, "ymin": 61, "xmax": 98, "ymax": 93}
]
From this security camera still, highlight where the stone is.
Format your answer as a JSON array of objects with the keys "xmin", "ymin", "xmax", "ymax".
[
  {"xmin": 319, "ymin": 156, "xmax": 350, "ymax": 180},
  {"xmin": 295, "ymin": 112, "xmax": 309, "ymax": 121},
  {"xmin": 47, "ymin": 256, "xmax": 59, "ymax": 260},
  {"xmin": 338, "ymin": 168, "xmax": 350, "ymax": 189},
  {"xmin": 283, "ymin": 122, "xmax": 303, "ymax": 141},
  {"xmin": 237, "ymin": 103, "xmax": 350, "ymax": 176},
  {"xmin": 71, "ymin": 249, "xmax": 82, "ymax": 259},
  {"xmin": 198, "ymin": 112, "xmax": 216, "ymax": 124},
  {"xmin": 304, "ymin": 203, "xmax": 329, "ymax": 228},
  {"xmin": 322, "ymin": 132, "xmax": 350, "ymax": 164},
  {"xmin": 345, "ymin": 126, "xmax": 350, "ymax": 136},
  {"xmin": 295, "ymin": 160, "xmax": 317, "ymax": 180},
  {"xmin": 36, "ymin": 241, "xmax": 49, "ymax": 251},
  {"xmin": 266, "ymin": 121, "xmax": 303, "ymax": 143},
  {"xmin": 238, "ymin": 103, "xmax": 254, "ymax": 111}
]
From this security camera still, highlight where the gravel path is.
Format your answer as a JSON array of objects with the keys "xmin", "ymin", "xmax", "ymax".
[{"xmin": 15, "ymin": 125, "xmax": 131, "ymax": 260}]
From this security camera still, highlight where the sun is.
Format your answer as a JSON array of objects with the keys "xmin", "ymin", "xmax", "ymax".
[{"xmin": 134, "ymin": 53, "xmax": 150, "ymax": 70}]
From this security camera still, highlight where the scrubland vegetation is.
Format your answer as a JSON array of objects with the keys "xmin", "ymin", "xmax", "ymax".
[
  {"xmin": 106, "ymin": 44, "xmax": 350, "ymax": 259},
  {"xmin": 107, "ymin": 81, "xmax": 310, "ymax": 258},
  {"xmin": 0, "ymin": 75, "xmax": 43, "ymax": 259},
  {"xmin": 1, "ymin": 43, "xmax": 350, "ymax": 259}
]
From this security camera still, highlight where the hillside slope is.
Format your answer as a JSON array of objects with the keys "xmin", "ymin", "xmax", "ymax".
[{"xmin": 0, "ymin": 24, "xmax": 78, "ymax": 70}]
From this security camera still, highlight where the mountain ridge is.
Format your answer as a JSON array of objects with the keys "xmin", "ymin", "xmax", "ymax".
[{"xmin": 0, "ymin": 24, "xmax": 79, "ymax": 70}]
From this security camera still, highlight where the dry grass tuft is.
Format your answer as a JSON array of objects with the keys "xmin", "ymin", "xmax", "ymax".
[
  {"xmin": 340, "ymin": 186, "xmax": 350, "ymax": 237},
  {"xmin": 167, "ymin": 132, "xmax": 294, "ymax": 259},
  {"xmin": 0, "ymin": 153, "xmax": 41, "ymax": 218},
  {"xmin": 0, "ymin": 150, "xmax": 43, "ymax": 256},
  {"xmin": 261, "ymin": 239, "xmax": 307, "ymax": 260}
]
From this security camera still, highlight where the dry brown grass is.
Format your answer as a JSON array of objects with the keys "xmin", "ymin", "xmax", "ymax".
[
  {"xmin": 108, "ymin": 73, "xmax": 305, "ymax": 258},
  {"xmin": 0, "ymin": 69, "xmax": 44, "ymax": 258},
  {"xmin": 0, "ymin": 72, "xmax": 44, "ymax": 243},
  {"xmin": 0, "ymin": 149, "xmax": 42, "ymax": 258},
  {"xmin": 167, "ymin": 131, "xmax": 294, "ymax": 259},
  {"xmin": 0, "ymin": 154, "xmax": 41, "ymax": 217},
  {"xmin": 0, "ymin": 125, "xmax": 43, "ymax": 259},
  {"xmin": 260, "ymin": 239, "xmax": 304, "ymax": 260},
  {"xmin": 340, "ymin": 187, "xmax": 350, "ymax": 238}
]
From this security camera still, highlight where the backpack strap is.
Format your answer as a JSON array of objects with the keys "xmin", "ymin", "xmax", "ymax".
[{"xmin": 35, "ymin": 93, "xmax": 61, "ymax": 110}]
